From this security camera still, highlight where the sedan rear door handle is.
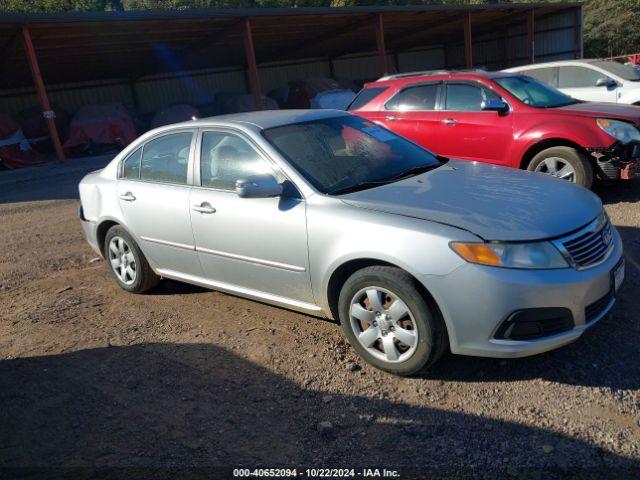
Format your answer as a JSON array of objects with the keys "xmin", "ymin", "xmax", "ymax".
[
  {"xmin": 384, "ymin": 115, "xmax": 398, "ymax": 121},
  {"xmin": 119, "ymin": 192, "xmax": 136, "ymax": 202},
  {"xmin": 442, "ymin": 118, "xmax": 458, "ymax": 126},
  {"xmin": 193, "ymin": 202, "xmax": 216, "ymax": 214}
]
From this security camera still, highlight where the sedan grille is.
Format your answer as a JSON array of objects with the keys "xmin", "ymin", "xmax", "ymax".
[{"xmin": 556, "ymin": 214, "xmax": 614, "ymax": 269}]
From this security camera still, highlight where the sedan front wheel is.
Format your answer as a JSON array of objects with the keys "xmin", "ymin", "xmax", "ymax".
[{"xmin": 338, "ymin": 266, "xmax": 447, "ymax": 375}]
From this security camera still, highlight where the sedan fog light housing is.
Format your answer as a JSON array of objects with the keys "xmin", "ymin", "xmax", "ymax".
[{"xmin": 450, "ymin": 241, "xmax": 569, "ymax": 269}]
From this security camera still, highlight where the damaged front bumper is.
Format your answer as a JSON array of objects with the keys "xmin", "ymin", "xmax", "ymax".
[
  {"xmin": 620, "ymin": 160, "xmax": 640, "ymax": 180},
  {"xmin": 587, "ymin": 141, "xmax": 640, "ymax": 180}
]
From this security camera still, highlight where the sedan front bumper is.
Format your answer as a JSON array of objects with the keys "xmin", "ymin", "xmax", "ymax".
[{"xmin": 421, "ymin": 229, "xmax": 624, "ymax": 358}]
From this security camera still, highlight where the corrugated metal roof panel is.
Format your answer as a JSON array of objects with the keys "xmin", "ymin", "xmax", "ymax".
[{"xmin": 0, "ymin": 4, "xmax": 581, "ymax": 89}]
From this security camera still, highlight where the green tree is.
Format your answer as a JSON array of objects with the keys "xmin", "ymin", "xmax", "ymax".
[
  {"xmin": 582, "ymin": 0, "xmax": 640, "ymax": 57},
  {"xmin": 0, "ymin": 0, "xmax": 108, "ymax": 12}
]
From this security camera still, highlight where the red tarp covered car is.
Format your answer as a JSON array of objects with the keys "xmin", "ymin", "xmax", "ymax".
[
  {"xmin": 64, "ymin": 103, "xmax": 137, "ymax": 155},
  {"xmin": 0, "ymin": 114, "xmax": 44, "ymax": 169},
  {"xmin": 16, "ymin": 106, "xmax": 70, "ymax": 153}
]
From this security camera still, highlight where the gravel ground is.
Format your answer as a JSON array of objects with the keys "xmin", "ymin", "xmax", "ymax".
[{"xmin": 0, "ymin": 164, "xmax": 638, "ymax": 478}]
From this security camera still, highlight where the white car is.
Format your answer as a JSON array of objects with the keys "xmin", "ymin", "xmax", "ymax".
[{"xmin": 504, "ymin": 59, "xmax": 640, "ymax": 105}]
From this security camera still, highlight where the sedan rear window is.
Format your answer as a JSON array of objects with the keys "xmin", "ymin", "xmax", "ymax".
[
  {"xmin": 263, "ymin": 115, "xmax": 441, "ymax": 195},
  {"xmin": 347, "ymin": 86, "xmax": 388, "ymax": 110},
  {"xmin": 121, "ymin": 147, "xmax": 142, "ymax": 179}
]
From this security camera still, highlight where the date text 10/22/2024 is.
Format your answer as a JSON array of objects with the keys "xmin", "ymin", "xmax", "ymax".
[{"xmin": 233, "ymin": 468, "xmax": 401, "ymax": 478}]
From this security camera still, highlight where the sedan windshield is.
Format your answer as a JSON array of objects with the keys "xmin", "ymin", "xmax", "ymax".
[
  {"xmin": 494, "ymin": 76, "xmax": 578, "ymax": 108},
  {"xmin": 262, "ymin": 115, "xmax": 442, "ymax": 195}
]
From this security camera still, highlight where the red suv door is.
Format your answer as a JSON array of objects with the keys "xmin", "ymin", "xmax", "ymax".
[
  {"xmin": 367, "ymin": 82, "xmax": 443, "ymax": 149},
  {"xmin": 434, "ymin": 81, "xmax": 514, "ymax": 166}
]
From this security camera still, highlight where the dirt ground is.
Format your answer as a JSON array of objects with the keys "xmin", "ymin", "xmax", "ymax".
[{"xmin": 0, "ymin": 162, "xmax": 639, "ymax": 478}]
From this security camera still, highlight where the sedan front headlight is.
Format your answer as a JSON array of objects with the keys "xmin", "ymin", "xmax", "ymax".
[
  {"xmin": 450, "ymin": 241, "xmax": 569, "ymax": 269},
  {"xmin": 596, "ymin": 118, "xmax": 640, "ymax": 144}
]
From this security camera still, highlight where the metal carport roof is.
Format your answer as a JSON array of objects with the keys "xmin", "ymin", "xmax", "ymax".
[{"xmin": 0, "ymin": 3, "xmax": 581, "ymax": 89}]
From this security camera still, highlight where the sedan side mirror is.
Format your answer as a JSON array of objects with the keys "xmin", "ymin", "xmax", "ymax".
[
  {"xmin": 596, "ymin": 77, "xmax": 617, "ymax": 88},
  {"xmin": 235, "ymin": 174, "xmax": 283, "ymax": 199},
  {"xmin": 481, "ymin": 99, "xmax": 509, "ymax": 114}
]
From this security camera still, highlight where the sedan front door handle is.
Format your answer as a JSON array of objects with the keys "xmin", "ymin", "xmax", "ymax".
[
  {"xmin": 384, "ymin": 115, "xmax": 399, "ymax": 121},
  {"xmin": 193, "ymin": 202, "xmax": 216, "ymax": 214},
  {"xmin": 119, "ymin": 192, "xmax": 136, "ymax": 202},
  {"xmin": 442, "ymin": 118, "xmax": 458, "ymax": 126}
]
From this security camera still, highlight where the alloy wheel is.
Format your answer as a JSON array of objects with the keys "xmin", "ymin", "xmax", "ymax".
[
  {"xmin": 349, "ymin": 287, "xmax": 418, "ymax": 364},
  {"xmin": 534, "ymin": 157, "xmax": 576, "ymax": 182},
  {"xmin": 108, "ymin": 236, "xmax": 137, "ymax": 285}
]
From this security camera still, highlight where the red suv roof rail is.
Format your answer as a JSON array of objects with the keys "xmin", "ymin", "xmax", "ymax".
[{"xmin": 377, "ymin": 68, "xmax": 487, "ymax": 82}]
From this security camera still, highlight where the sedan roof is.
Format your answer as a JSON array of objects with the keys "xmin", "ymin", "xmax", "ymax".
[{"xmin": 180, "ymin": 109, "xmax": 349, "ymax": 130}]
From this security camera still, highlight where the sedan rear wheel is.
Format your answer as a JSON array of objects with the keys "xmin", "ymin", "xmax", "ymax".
[
  {"xmin": 104, "ymin": 225, "xmax": 160, "ymax": 293},
  {"xmin": 108, "ymin": 236, "xmax": 137, "ymax": 285},
  {"xmin": 338, "ymin": 266, "xmax": 447, "ymax": 376}
]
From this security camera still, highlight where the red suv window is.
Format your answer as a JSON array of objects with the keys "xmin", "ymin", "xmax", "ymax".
[
  {"xmin": 444, "ymin": 83, "xmax": 501, "ymax": 111},
  {"xmin": 386, "ymin": 83, "xmax": 440, "ymax": 111},
  {"xmin": 347, "ymin": 86, "xmax": 388, "ymax": 111}
]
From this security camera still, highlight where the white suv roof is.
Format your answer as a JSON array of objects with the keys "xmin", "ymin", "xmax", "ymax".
[
  {"xmin": 504, "ymin": 59, "xmax": 608, "ymax": 71},
  {"xmin": 503, "ymin": 59, "xmax": 637, "ymax": 82}
]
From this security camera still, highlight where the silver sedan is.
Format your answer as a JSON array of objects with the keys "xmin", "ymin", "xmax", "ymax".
[{"xmin": 79, "ymin": 110, "xmax": 624, "ymax": 375}]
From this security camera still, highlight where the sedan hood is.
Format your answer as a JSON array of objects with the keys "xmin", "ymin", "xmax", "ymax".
[
  {"xmin": 339, "ymin": 160, "xmax": 602, "ymax": 241},
  {"xmin": 555, "ymin": 102, "xmax": 640, "ymax": 123}
]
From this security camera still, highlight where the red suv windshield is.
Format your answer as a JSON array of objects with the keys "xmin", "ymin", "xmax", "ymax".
[{"xmin": 494, "ymin": 76, "xmax": 579, "ymax": 108}]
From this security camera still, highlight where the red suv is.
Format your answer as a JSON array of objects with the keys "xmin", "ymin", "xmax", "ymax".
[{"xmin": 349, "ymin": 70, "xmax": 640, "ymax": 187}]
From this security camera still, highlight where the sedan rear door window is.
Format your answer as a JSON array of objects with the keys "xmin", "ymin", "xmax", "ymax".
[{"xmin": 140, "ymin": 132, "xmax": 193, "ymax": 185}]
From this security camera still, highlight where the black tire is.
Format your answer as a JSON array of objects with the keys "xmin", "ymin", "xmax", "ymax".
[
  {"xmin": 527, "ymin": 146, "xmax": 593, "ymax": 188},
  {"xmin": 104, "ymin": 225, "xmax": 160, "ymax": 293},
  {"xmin": 337, "ymin": 266, "xmax": 447, "ymax": 376}
]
